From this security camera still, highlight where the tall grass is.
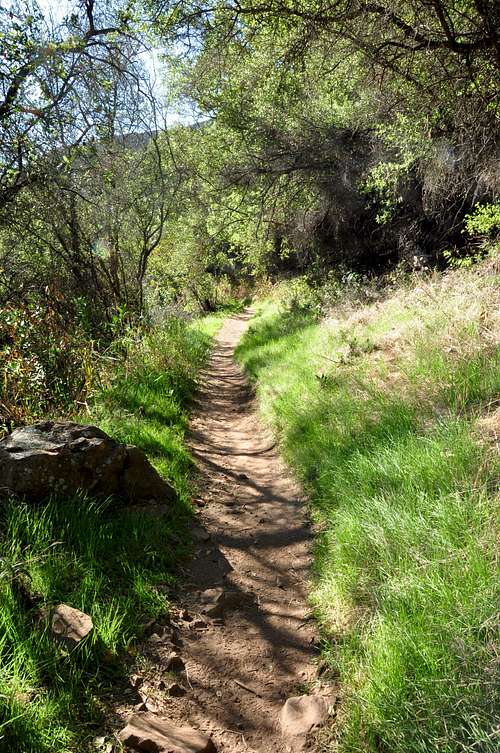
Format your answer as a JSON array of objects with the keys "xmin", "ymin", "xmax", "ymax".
[
  {"xmin": 0, "ymin": 313, "xmax": 223, "ymax": 752},
  {"xmin": 237, "ymin": 261, "xmax": 500, "ymax": 753}
]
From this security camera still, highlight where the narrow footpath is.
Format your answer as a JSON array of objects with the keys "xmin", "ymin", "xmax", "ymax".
[{"xmin": 165, "ymin": 310, "xmax": 320, "ymax": 752}]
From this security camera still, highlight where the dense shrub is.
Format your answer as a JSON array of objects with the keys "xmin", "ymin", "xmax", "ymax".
[{"xmin": 0, "ymin": 303, "xmax": 94, "ymax": 434}]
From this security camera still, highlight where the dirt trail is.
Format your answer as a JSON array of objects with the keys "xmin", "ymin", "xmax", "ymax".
[{"xmin": 164, "ymin": 310, "xmax": 318, "ymax": 752}]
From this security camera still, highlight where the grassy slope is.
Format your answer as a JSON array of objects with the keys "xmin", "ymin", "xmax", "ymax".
[
  {"xmin": 0, "ymin": 314, "xmax": 223, "ymax": 753},
  {"xmin": 237, "ymin": 261, "xmax": 499, "ymax": 753}
]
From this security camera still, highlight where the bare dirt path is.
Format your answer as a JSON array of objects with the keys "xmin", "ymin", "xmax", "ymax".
[{"xmin": 163, "ymin": 310, "xmax": 319, "ymax": 752}]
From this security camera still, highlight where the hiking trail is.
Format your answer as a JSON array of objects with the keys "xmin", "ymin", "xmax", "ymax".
[{"xmin": 131, "ymin": 310, "xmax": 324, "ymax": 753}]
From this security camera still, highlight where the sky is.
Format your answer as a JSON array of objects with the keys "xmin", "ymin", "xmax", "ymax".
[{"xmin": 37, "ymin": 0, "xmax": 69, "ymax": 23}]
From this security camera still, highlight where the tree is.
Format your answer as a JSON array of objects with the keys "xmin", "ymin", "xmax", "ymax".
[
  {"xmin": 0, "ymin": 0, "xmax": 142, "ymax": 208},
  {"xmin": 147, "ymin": 0, "xmax": 500, "ymax": 271}
]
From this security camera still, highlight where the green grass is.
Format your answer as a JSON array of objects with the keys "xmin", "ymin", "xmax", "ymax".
[
  {"xmin": 0, "ymin": 313, "xmax": 223, "ymax": 753},
  {"xmin": 89, "ymin": 316, "xmax": 223, "ymax": 497},
  {"xmin": 236, "ymin": 265, "xmax": 500, "ymax": 753}
]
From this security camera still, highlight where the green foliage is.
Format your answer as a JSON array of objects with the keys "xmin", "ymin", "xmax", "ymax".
[
  {"xmin": 0, "ymin": 0, "xmax": 139, "ymax": 207},
  {"xmin": 442, "ymin": 247, "xmax": 488, "ymax": 269},
  {"xmin": 148, "ymin": 0, "xmax": 500, "ymax": 275},
  {"xmin": 237, "ymin": 264, "xmax": 500, "ymax": 753},
  {"xmin": 0, "ymin": 494, "xmax": 185, "ymax": 752},
  {"xmin": 464, "ymin": 202, "xmax": 500, "ymax": 237},
  {"xmin": 87, "ymin": 315, "xmax": 222, "ymax": 495},
  {"xmin": 0, "ymin": 302, "xmax": 94, "ymax": 433},
  {"xmin": 360, "ymin": 162, "xmax": 407, "ymax": 225}
]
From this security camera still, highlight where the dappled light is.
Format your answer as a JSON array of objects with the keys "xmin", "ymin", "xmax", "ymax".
[{"xmin": 1, "ymin": 1, "xmax": 499, "ymax": 751}]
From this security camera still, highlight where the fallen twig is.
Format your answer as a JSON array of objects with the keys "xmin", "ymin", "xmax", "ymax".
[{"xmin": 233, "ymin": 678, "xmax": 262, "ymax": 698}]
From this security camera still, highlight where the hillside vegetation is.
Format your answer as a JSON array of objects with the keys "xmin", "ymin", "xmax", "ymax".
[
  {"xmin": 0, "ymin": 314, "xmax": 222, "ymax": 752},
  {"xmin": 1, "ymin": 1, "xmax": 499, "ymax": 751},
  {"xmin": 237, "ymin": 257, "xmax": 500, "ymax": 753}
]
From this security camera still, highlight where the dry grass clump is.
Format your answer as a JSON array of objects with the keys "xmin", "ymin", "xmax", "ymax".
[{"xmin": 318, "ymin": 261, "xmax": 500, "ymax": 419}]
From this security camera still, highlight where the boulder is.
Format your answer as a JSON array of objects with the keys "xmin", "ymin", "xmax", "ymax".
[
  {"xmin": 51, "ymin": 603, "xmax": 93, "ymax": 649},
  {"xmin": 279, "ymin": 695, "xmax": 328, "ymax": 741},
  {"xmin": 119, "ymin": 711, "xmax": 216, "ymax": 753},
  {"xmin": 0, "ymin": 421, "xmax": 174, "ymax": 504}
]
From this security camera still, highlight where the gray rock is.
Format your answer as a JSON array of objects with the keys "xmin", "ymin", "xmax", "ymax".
[
  {"xmin": 199, "ymin": 587, "xmax": 225, "ymax": 617},
  {"xmin": 119, "ymin": 711, "xmax": 216, "ymax": 753},
  {"xmin": 279, "ymin": 694, "xmax": 328, "ymax": 740},
  {"xmin": 148, "ymin": 632, "xmax": 166, "ymax": 644},
  {"xmin": 51, "ymin": 603, "xmax": 93, "ymax": 649},
  {"xmin": 0, "ymin": 421, "xmax": 174, "ymax": 504}
]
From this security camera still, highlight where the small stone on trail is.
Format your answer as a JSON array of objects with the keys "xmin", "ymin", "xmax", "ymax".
[
  {"xmin": 148, "ymin": 632, "xmax": 165, "ymax": 644},
  {"xmin": 198, "ymin": 586, "xmax": 252, "ymax": 617},
  {"xmin": 279, "ymin": 695, "xmax": 329, "ymax": 740},
  {"xmin": 51, "ymin": 604, "xmax": 93, "ymax": 648},
  {"xmin": 165, "ymin": 652, "xmax": 185, "ymax": 673},
  {"xmin": 119, "ymin": 711, "xmax": 216, "ymax": 753},
  {"xmin": 198, "ymin": 587, "xmax": 225, "ymax": 617}
]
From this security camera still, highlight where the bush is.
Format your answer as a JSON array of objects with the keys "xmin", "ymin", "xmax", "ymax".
[
  {"xmin": 464, "ymin": 202, "xmax": 500, "ymax": 243},
  {"xmin": 0, "ymin": 303, "xmax": 94, "ymax": 434}
]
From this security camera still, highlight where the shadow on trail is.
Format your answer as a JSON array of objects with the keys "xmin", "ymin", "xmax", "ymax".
[{"xmin": 170, "ymin": 308, "xmax": 318, "ymax": 751}]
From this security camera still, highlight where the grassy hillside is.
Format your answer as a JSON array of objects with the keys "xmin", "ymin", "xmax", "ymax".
[
  {"xmin": 0, "ymin": 314, "xmax": 222, "ymax": 753},
  {"xmin": 237, "ymin": 259, "xmax": 499, "ymax": 753}
]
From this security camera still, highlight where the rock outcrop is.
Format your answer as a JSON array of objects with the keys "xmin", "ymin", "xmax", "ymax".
[{"xmin": 0, "ymin": 421, "xmax": 174, "ymax": 504}]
